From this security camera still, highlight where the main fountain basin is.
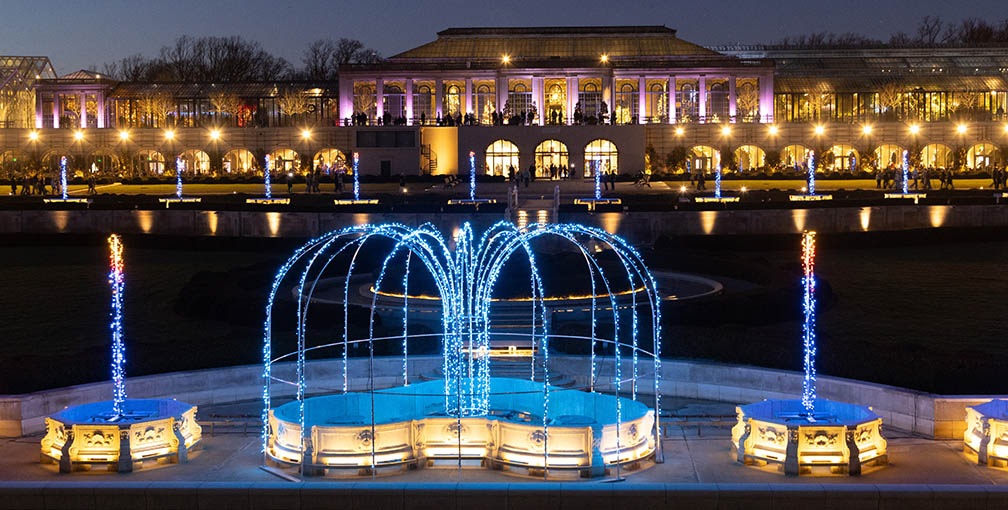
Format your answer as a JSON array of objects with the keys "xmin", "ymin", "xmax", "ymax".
[
  {"xmin": 267, "ymin": 377, "xmax": 655, "ymax": 476},
  {"xmin": 731, "ymin": 399, "xmax": 887, "ymax": 476},
  {"xmin": 41, "ymin": 399, "xmax": 201, "ymax": 473},
  {"xmin": 964, "ymin": 399, "xmax": 1008, "ymax": 466}
]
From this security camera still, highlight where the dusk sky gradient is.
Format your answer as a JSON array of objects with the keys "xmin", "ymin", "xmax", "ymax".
[{"xmin": 2, "ymin": 0, "xmax": 1001, "ymax": 75}]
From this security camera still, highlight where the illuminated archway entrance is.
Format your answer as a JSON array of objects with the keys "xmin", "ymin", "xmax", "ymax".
[
  {"xmin": 584, "ymin": 139, "xmax": 618, "ymax": 177},
  {"xmin": 534, "ymin": 139, "xmax": 568, "ymax": 178},
  {"xmin": 485, "ymin": 140, "xmax": 518, "ymax": 177}
]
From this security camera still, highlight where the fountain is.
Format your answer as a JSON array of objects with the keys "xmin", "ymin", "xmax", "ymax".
[
  {"xmin": 158, "ymin": 157, "xmax": 201, "ymax": 206},
  {"xmin": 335, "ymin": 152, "xmax": 378, "ymax": 205},
  {"xmin": 731, "ymin": 231, "xmax": 887, "ymax": 475},
  {"xmin": 247, "ymin": 154, "xmax": 291, "ymax": 204},
  {"xmin": 43, "ymin": 155, "xmax": 91, "ymax": 204},
  {"xmin": 885, "ymin": 149, "xmax": 927, "ymax": 203},
  {"xmin": 261, "ymin": 222, "xmax": 662, "ymax": 478},
  {"xmin": 447, "ymin": 151, "xmax": 497, "ymax": 207},
  {"xmin": 40, "ymin": 235, "xmax": 201, "ymax": 472},
  {"xmin": 789, "ymin": 151, "xmax": 832, "ymax": 202}
]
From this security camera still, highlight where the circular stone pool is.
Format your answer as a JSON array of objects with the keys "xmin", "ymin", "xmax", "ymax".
[
  {"xmin": 267, "ymin": 377, "xmax": 655, "ymax": 477},
  {"xmin": 731, "ymin": 399, "xmax": 887, "ymax": 476},
  {"xmin": 41, "ymin": 398, "xmax": 201, "ymax": 473}
]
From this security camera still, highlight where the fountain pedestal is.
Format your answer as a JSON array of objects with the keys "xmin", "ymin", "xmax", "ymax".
[
  {"xmin": 731, "ymin": 399, "xmax": 887, "ymax": 476},
  {"xmin": 41, "ymin": 399, "xmax": 201, "ymax": 473},
  {"xmin": 965, "ymin": 399, "xmax": 1008, "ymax": 466}
]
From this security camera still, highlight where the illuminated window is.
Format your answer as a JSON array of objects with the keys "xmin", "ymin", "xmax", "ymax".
[
  {"xmin": 534, "ymin": 139, "xmax": 568, "ymax": 177},
  {"xmin": 584, "ymin": 139, "xmax": 618, "ymax": 177},
  {"xmin": 734, "ymin": 145, "xmax": 766, "ymax": 172},
  {"xmin": 485, "ymin": 140, "xmax": 518, "ymax": 177}
]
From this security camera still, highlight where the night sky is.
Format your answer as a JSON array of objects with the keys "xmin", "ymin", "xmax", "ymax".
[{"xmin": 2, "ymin": 0, "xmax": 999, "ymax": 75}]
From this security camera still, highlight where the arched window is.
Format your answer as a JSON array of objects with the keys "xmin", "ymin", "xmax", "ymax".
[
  {"xmin": 689, "ymin": 145, "xmax": 720, "ymax": 173},
  {"xmin": 966, "ymin": 143, "xmax": 995, "ymax": 169},
  {"xmin": 0, "ymin": 151, "xmax": 25, "ymax": 175},
  {"xmin": 179, "ymin": 149, "xmax": 210, "ymax": 174},
  {"xmin": 413, "ymin": 84, "xmax": 434, "ymax": 124},
  {"xmin": 584, "ymin": 139, "xmax": 618, "ymax": 177},
  {"xmin": 615, "ymin": 82, "xmax": 638, "ymax": 124},
  {"xmin": 920, "ymin": 144, "xmax": 953, "ymax": 169},
  {"xmin": 223, "ymin": 149, "xmax": 255, "ymax": 173},
  {"xmin": 268, "ymin": 148, "xmax": 300, "ymax": 174},
  {"xmin": 677, "ymin": 82, "xmax": 698, "ymax": 121},
  {"xmin": 545, "ymin": 83, "xmax": 565, "ymax": 124},
  {"xmin": 734, "ymin": 145, "xmax": 766, "ymax": 172},
  {"xmin": 444, "ymin": 84, "xmax": 462, "ymax": 117},
  {"xmin": 707, "ymin": 82, "xmax": 728, "ymax": 123},
  {"xmin": 826, "ymin": 145, "xmax": 858, "ymax": 171},
  {"xmin": 136, "ymin": 150, "xmax": 165, "ymax": 175},
  {"xmin": 534, "ymin": 139, "xmax": 568, "ymax": 178},
  {"xmin": 781, "ymin": 145, "xmax": 812, "ymax": 169},
  {"xmin": 646, "ymin": 81, "xmax": 668, "ymax": 123},
  {"xmin": 314, "ymin": 148, "xmax": 346, "ymax": 172},
  {"xmin": 873, "ymin": 144, "xmax": 905, "ymax": 169},
  {"xmin": 508, "ymin": 82, "xmax": 533, "ymax": 120},
  {"xmin": 485, "ymin": 140, "xmax": 519, "ymax": 177},
  {"xmin": 382, "ymin": 84, "xmax": 405, "ymax": 120},
  {"xmin": 475, "ymin": 83, "xmax": 495, "ymax": 124},
  {"xmin": 579, "ymin": 82, "xmax": 602, "ymax": 120}
]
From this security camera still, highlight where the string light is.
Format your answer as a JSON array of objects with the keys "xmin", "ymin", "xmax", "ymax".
[
  {"xmin": 264, "ymin": 154, "xmax": 272, "ymax": 199},
  {"xmin": 260, "ymin": 222, "xmax": 664, "ymax": 462},
  {"xmin": 901, "ymin": 149, "xmax": 909, "ymax": 194},
  {"xmin": 175, "ymin": 157, "xmax": 184, "ymax": 198},
  {"xmin": 59, "ymin": 156, "xmax": 68, "ymax": 200},
  {"xmin": 714, "ymin": 162, "xmax": 722, "ymax": 199},
  {"xmin": 801, "ymin": 230, "xmax": 817, "ymax": 417},
  {"xmin": 469, "ymin": 151, "xmax": 476, "ymax": 201},
  {"xmin": 807, "ymin": 150, "xmax": 816, "ymax": 196},
  {"xmin": 594, "ymin": 160, "xmax": 601, "ymax": 200},
  {"xmin": 108, "ymin": 234, "xmax": 126, "ymax": 417},
  {"xmin": 353, "ymin": 152, "xmax": 360, "ymax": 201}
]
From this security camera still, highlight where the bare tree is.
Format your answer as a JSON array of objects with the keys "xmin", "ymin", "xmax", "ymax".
[
  {"xmin": 137, "ymin": 92, "xmax": 175, "ymax": 127},
  {"xmin": 209, "ymin": 91, "xmax": 242, "ymax": 125},
  {"xmin": 876, "ymin": 82, "xmax": 903, "ymax": 114},
  {"xmin": 915, "ymin": 16, "xmax": 944, "ymax": 46},
  {"xmin": 277, "ymin": 89, "xmax": 310, "ymax": 122},
  {"xmin": 302, "ymin": 40, "xmax": 336, "ymax": 81}
]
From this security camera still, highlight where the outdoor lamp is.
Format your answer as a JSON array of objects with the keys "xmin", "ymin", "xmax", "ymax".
[
  {"xmin": 164, "ymin": 130, "xmax": 175, "ymax": 140},
  {"xmin": 28, "ymin": 131, "xmax": 39, "ymax": 141},
  {"xmin": 119, "ymin": 130, "xmax": 129, "ymax": 140},
  {"xmin": 73, "ymin": 130, "xmax": 84, "ymax": 141}
]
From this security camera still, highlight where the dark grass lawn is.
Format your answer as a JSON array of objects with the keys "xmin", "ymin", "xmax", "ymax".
[{"xmin": 0, "ymin": 231, "xmax": 1006, "ymax": 395}]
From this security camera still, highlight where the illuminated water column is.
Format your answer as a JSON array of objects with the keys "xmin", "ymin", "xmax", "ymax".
[
  {"xmin": 175, "ymin": 157, "xmax": 184, "ymax": 198},
  {"xmin": 59, "ymin": 156, "xmax": 68, "ymax": 200},
  {"xmin": 901, "ymin": 150, "xmax": 909, "ymax": 194},
  {"xmin": 807, "ymin": 151, "xmax": 816, "ymax": 195},
  {"xmin": 469, "ymin": 151, "xmax": 476, "ymax": 200},
  {"xmin": 714, "ymin": 163, "xmax": 722, "ymax": 199},
  {"xmin": 107, "ymin": 234, "xmax": 127, "ymax": 417},
  {"xmin": 264, "ymin": 155, "xmax": 273, "ymax": 199},
  {"xmin": 801, "ymin": 230, "xmax": 817, "ymax": 416},
  {"xmin": 594, "ymin": 160, "xmax": 601, "ymax": 199},
  {"xmin": 353, "ymin": 152, "xmax": 360, "ymax": 200}
]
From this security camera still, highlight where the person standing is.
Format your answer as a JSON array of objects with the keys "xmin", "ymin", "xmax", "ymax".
[
  {"xmin": 286, "ymin": 171, "xmax": 293, "ymax": 193},
  {"xmin": 608, "ymin": 169, "xmax": 616, "ymax": 191},
  {"xmin": 336, "ymin": 168, "xmax": 344, "ymax": 192}
]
